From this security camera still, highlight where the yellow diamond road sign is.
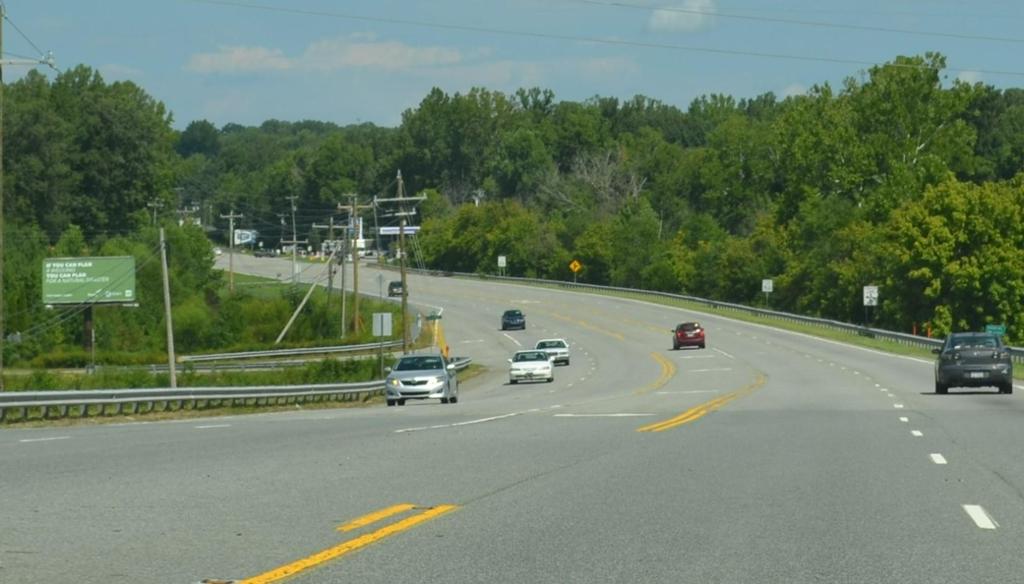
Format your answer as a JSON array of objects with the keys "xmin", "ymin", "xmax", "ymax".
[{"xmin": 569, "ymin": 260, "xmax": 582, "ymax": 273}]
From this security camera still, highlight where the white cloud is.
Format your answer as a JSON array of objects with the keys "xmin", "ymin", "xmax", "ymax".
[
  {"xmin": 186, "ymin": 36, "xmax": 463, "ymax": 74},
  {"xmin": 780, "ymin": 83, "xmax": 807, "ymax": 98},
  {"xmin": 579, "ymin": 57, "xmax": 640, "ymax": 78},
  {"xmin": 99, "ymin": 63, "xmax": 144, "ymax": 79},
  {"xmin": 186, "ymin": 46, "xmax": 292, "ymax": 73},
  {"xmin": 302, "ymin": 38, "xmax": 462, "ymax": 71},
  {"xmin": 956, "ymin": 70, "xmax": 983, "ymax": 84},
  {"xmin": 649, "ymin": 0, "xmax": 717, "ymax": 33}
]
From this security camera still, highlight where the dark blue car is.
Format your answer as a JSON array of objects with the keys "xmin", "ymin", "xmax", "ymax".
[{"xmin": 501, "ymin": 309, "xmax": 526, "ymax": 331}]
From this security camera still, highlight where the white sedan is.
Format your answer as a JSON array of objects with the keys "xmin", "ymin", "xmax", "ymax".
[
  {"xmin": 535, "ymin": 338, "xmax": 570, "ymax": 365},
  {"xmin": 508, "ymin": 350, "xmax": 554, "ymax": 384}
]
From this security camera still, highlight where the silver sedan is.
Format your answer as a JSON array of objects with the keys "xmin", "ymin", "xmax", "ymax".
[{"xmin": 385, "ymin": 354, "xmax": 459, "ymax": 406}]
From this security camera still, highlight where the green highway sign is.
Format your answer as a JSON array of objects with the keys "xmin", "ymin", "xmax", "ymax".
[
  {"xmin": 42, "ymin": 256, "xmax": 136, "ymax": 305},
  {"xmin": 985, "ymin": 324, "xmax": 1006, "ymax": 335}
]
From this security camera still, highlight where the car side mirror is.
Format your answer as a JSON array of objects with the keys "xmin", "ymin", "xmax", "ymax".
[
  {"xmin": 384, "ymin": 366, "xmax": 392, "ymax": 373},
  {"xmin": 930, "ymin": 348, "xmax": 941, "ymax": 354},
  {"xmin": 446, "ymin": 363, "xmax": 455, "ymax": 370},
  {"xmin": 507, "ymin": 358, "xmax": 513, "ymax": 363}
]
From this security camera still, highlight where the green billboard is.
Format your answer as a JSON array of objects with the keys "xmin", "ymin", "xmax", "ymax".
[{"xmin": 42, "ymin": 256, "xmax": 136, "ymax": 305}]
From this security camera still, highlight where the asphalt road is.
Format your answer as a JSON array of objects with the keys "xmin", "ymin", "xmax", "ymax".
[{"xmin": 3, "ymin": 255, "xmax": 1023, "ymax": 583}]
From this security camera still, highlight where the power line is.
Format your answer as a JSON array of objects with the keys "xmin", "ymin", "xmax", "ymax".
[
  {"xmin": 571, "ymin": 0, "xmax": 1024, "ymax": 45},
  {"xmin": 0, "ymin": 6, "xmax": 45, "ymax": 56},
  {"xmin": 184, "ymin": 0, "xmax": 1024, "ymax": 78}
]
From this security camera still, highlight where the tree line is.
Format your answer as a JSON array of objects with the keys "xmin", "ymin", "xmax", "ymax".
[{"xmin": 4, "ymin": 52, "xmax": 1024, "ymax": 361}]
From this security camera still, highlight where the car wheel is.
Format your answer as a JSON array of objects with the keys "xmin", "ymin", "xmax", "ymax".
[
  {"xmin": 441, "ymin": 397, "xmax": 449, "ymax": 404},
  {"xmin": 547, "ymin": 376, "xmax": 554, "ymax": 383},
  {"xmin": 1001, "ymin": 382, "xmax": 1013, "ymax": 394},
  {"xmin": 510, "ymin": 379, "xmax": 518, "ymax": 385},
  {"xmin": 935, "ymin": 381, "xmax": 948, "ymax": 395},
  {"xmin": 699, "ymin": 343, "xmax": 706, "ymax": 349},
  {"xmin": 397, "ymin": 399, "xmax": 406, "ymax": 406},
  {"xmin": 449, "ymin": 395, "xmax": 458, "ymax": 404},
  {"xmin": 386, "ymin": 399, "xmax": 395, "ymax": 407},
  {"xmin": 672, "ymin": 343, "xmax": 678, "ymax": 350}
]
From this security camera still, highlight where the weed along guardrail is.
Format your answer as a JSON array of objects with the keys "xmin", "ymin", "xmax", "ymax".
[{"xmin": 0, "ymin": 357, "xmax": 472, "ymax": 424}]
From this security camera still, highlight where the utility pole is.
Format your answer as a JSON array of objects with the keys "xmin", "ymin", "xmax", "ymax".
[
  {"xmin": 159, "ymin": 228, "xmax": 177, "ymax": 388},
  {"xmin": 282, "ymin": 195, "xmax": 307, "ymax": 287},
  {"xmin": 220, "ymin": 209, "xmax": 243, "ymax": 293},
  {"xmin": 147, "ymin": 198, "xmax": 164, "ymax": 226},
  {"xmin": 312, "ymin": 216, "xmax": 337, "ymax": 332},
  {"xmin": 337, "ymin": 194, "xmax": 373, "ymax": 335},
  {"xmin": 0, "ymin": 9, "xmax": 57, "ymax": 390},
  {"xmin": 375, "ymin": 170, "xmax": 426, "ymax": 353}
]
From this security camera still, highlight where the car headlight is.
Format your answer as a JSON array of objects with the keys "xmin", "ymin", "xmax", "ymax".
[{"xmin": 388, "ymin": 378, "xmax": 400, "ymax": 387}]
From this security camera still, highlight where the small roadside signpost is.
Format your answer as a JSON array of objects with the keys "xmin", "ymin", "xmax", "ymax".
[
  {"xmin": 497, "ymin": 255, "xmax": 507, "ymax": 277},
  {"xmin": 373, "ymin": 312, "xmax": 393, "ymax": 376},
  {"xmin": 569, "ymin": 259, "xmax": 582, "ymax": 283},
  {"xmin": 863, "ymin": 285, "xmax": 879, "ymax": 327},
  {"xmin": 762, "ymin": 278, "xmax": 773, "ymax": 307}
]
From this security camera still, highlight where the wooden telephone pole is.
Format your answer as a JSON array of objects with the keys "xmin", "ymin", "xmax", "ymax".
[
  {"xmin": 375, "ymin": 170, "xmax": 425, "ymax": 352},
  {"xmin": 336, "ymin": 195, "xmax": 373, "ymax": 335},
  {"xmin": 220, "ymin": 209, "xmax": 243, "ymax": 293}
]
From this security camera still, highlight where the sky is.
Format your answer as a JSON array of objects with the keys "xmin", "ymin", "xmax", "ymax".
[{"xmin": 5, "ymin": 0, "xmax": 1023, "ymax": 130}]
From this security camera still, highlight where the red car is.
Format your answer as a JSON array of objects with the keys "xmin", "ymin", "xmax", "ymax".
[{"xmin": 672, "ymin": 322, "xmax": 706, "ymax": 350}]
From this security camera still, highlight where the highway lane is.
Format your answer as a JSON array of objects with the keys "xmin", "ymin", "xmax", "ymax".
[{"xmin": 2, "ymin": 257, "xmax": 1023, "ymax": 582}]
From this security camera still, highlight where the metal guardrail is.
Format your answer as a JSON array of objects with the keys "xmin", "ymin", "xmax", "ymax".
[
  {"xmin": 384, "ymin": 264, "xmax": 1024, "ymax": 365},
  {"xmin": 180, "ymin": 340, "xmax": 404, "ymax": 363},
  {"xmin": 0, "ymin": 357, "xmax": 472, "ymax": 423}
]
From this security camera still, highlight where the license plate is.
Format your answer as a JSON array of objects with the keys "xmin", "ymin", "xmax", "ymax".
[{"xmin": 968, "ymin": 371, "xmax": 986, "ymax": 379}]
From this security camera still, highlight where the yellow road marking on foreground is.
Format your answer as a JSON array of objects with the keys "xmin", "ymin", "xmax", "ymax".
[
  {"xmin": 634, "ymin": 353, "xmax": 677, "ymax": 395},
  {"xmin": 240, "ymin": 504, "xmax": 458, "ymax": 584},
  {"xmin": 337, "ymin": 503, "xmax": 417, "ymax": 532},
  {"xmin": 637, "ymin": 374, "xmax": 767, "ymax": 433}
]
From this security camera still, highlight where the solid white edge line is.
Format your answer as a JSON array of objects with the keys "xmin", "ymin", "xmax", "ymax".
[
  {"xmin": 502, "ymin": 333, "xmax": 522, "ymax": 346},
  {"xmin": 911, "ymin": 430, "xmax": 923, "ymax": 437},
  {"xmin": 688, "ymin": 368, "xmax": 734, "ymax": 373},
  {"xmin": 19, "ymin": 436, "xmax": 71, "ymax": 443},
  {"xmin": 195, "ymin": 424, "xmax": 231, "ymax": 429},
  {"xmin": 930, "ymin": 453, "xmax": 948, "ymax": 465},
  {"xmin": 962, "ymin": 505, "xmax": 998, "ymax": 530}
]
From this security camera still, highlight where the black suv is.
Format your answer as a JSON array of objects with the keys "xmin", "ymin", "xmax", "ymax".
[
  {"xmin": 387, "ymin": 281, "xmax": 403, "ymax": 297},
  {"xmin": 933, "ymin": 332, "xmax": 1013, "ymax": 394},
  {"xmin": 501, "ymin": 309, "xmax": 526, "ymax": 330}
]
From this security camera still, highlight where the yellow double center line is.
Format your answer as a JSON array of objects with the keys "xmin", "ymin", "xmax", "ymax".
[
  {"xmin": 637, "ymin": 374, "xmax": 766, "ymax": 432},
  {"xmin": 634, "ymin": 352, "xmax": 677, "ymax": 395},
  {"xmin": 240, "ymin": 503, "xmax": 458, "ymax": 583}
]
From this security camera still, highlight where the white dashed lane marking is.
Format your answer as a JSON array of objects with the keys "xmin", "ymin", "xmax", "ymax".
[
  {"xmin": 899, "ymin": 417, "xmax": 909, "ymax": 422},
  {"xmin": 930, "ymin": 453, "xmax": 948, "ymax": 465},
  {"xmin": 894, "ymin": 404, "xmax": 905, "ymax": 409},
  {"xmin": 963, "ymin": 505, "xmax": 998, "ymax": 530},
  {"xmin": 911, "ymin": 430, "xmax": 923, "ymax": 437},
  {"xmin": 18, "ymin": 436, "xmax": 71, "ymax": 444}
]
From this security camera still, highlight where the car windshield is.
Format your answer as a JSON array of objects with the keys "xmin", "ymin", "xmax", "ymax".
[
  {"xmin": 514, "ymin": 352, "xmax": 547, "ymax": 362},
  {"xmin": 678, "ymin": 323, "xmax": 700, "ymax": 331},
  {"xmin": 505, "ymin": 310, "xmax": 522, "ymax": 317},
  {"xmin": 948, "ymin": 335, "xmax": 999, "ymax": 350},
  {"xmin": 395, "ymin": 356, "xmax": 444, "ymax": 371},
  {"xmin": 537, "ymin": 341, "xmax": 565, "ymax": 349}
]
